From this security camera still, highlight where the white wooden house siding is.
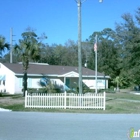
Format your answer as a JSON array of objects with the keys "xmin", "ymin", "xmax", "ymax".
[{"xmin": 0, "ymin": 63, "xmax": 15, "ymax": 94}]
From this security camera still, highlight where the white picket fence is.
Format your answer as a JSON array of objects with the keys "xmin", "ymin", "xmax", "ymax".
[{"xmin": 25, "ymin": 92, "xmax": 106, "ymax": 110}]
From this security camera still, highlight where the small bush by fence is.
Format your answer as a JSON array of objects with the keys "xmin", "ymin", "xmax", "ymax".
[{"xmin": 25, "ymin": 92, "xmax": 106, "ymax": 110}]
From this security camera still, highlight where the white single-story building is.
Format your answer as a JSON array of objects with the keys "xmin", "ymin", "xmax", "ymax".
[{"xmin": 0, "ymin": 62, "xmax": 109, "ymax": 94}]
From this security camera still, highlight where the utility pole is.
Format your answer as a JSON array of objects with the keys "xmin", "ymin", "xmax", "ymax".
[
  {"xmin": 75, "ymin": 0, "xmax": 86, "ymax": 94},
  {"xmin": 10, "ymin": 28, "xmax": 16, "ymax": 63},
  {"xmin": 77, "ymin": 0, "xmax": 82, "ymax": 94},
  {"xmin": 94, "ymin": 35, "xmax": 98, "ymax": 94},
  {"xmin": 75, "ymin": 0, "xmax": 103, "ymax": 94},
  {"xmin": 10, "ymin": 28, "xmax": 13, "ymax": 63}
]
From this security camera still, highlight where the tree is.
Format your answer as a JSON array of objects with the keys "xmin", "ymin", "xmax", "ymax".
[
  {"xmin": 0, "ymin": 35, "xmax": 9, "ymax": 58},
  {"xmin": 115, "ymin": 11, "xmax": 140, "ymax": 86},
  {"xmin": 64, "ymin": 40, "xmax": 78, "ymax": 66},
  {"xmin": 87, "ymin": 29, "xmax": 120, "ymax": 79},
  {"xmin": 99, "ymin": 29, "xmax": 120, "ymax": 78},
  {"xmin": 39, "ymin": 40, "xmax": 79, "ymax": 66},
  {"xmin": 53, "ymin": 44, "xmax": 67, "ymax": 65},
  {"xmin": 39, "ymin": 44, "xmax": 55, "ymax": 64},
  {"xmin": 112, "ymin": 76, "xmax": 128, "ymax": 91},
  {"xmin": 14, "ymin": 31, "xmax": 45, "ymax": 96}
]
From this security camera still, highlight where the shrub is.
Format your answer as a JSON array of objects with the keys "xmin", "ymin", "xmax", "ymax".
[
  {"xmin": 28, "ymin": 88, "xmax": 47, "ymax": 93},
  {"xmin": 0, "ymin": 93, "xmax": 3, "ymax": 97}
]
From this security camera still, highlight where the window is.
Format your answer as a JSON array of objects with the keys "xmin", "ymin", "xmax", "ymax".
[
  {"xmin": 3, "ymin": 80, "xmax": 5, "ymax": 85},
  {"xmin": 28, "ymin": 78, "xmax": 32, "ymax": 88},
  {"xmin": 19, "ymin": 77, "xmax": 32, "ymax": 88},
  {"xmin": 19, "ymin": 78, "xmax": 23, "ymax": 88},
  {"xmin": 97, "ymin": 80, "xmax": 103, "ymax": 83}
]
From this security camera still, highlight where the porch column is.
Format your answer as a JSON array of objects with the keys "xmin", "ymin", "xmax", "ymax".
[{"xmin": 64, "ymin": 77, "xmax": 66, "ymax": 92}]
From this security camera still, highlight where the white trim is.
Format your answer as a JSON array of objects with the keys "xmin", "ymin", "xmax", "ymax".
[
  {"xmin": 58, "ymin": 71, "xmax": 79, "ymax": 77},
  {"xmin": 15, "ymin": 73, "xmax": 110, "ymax": 78}
]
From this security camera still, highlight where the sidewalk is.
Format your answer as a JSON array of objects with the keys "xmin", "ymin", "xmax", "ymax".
[
  {"xmin": 0, "ymin": 108, "xmax": 12, "ymax": 112},
  {"xmin": 116, "ymin": 98, "xmax": 140, "ymax": 102}
]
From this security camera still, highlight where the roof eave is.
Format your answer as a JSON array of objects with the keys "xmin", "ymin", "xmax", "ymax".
[{"xmin": 15, "ymin": 73, "xmax": 59, "ymax": 77}]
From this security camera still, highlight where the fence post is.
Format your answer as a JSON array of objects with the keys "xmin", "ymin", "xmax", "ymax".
[
  {"xmin": 103, "ymin": 91, "xmax": 106, "ymax": 110},
  {"xmin": 64, "ymin": 91, "xmax": 66, "ymax": 109},
  {"xmin": 25, "ymin": 90, "xmax": 27, "ymax": 108}
]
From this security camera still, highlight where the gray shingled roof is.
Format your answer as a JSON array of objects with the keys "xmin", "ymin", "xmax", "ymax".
[{"xmin": 3, "ymin": 63, "xmax": 104, "ymax": 76}]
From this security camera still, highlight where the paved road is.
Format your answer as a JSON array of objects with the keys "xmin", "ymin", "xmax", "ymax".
[{"xmin": 0, "ymin": 112, "xmax": 140, "ymax": 140}]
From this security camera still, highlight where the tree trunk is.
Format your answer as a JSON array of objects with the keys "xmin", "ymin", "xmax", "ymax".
[
  {"xmin": 23, "ymin": 72, "xmax": 27, "ymax": 97},
  {"xmin": 116, "ymin": 82, "xmax": 120, "ymax": 92}
]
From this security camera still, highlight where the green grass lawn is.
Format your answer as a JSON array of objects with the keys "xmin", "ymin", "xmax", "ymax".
[{"xmin": 0, "ymin": 92, "xmax": 140, "ymax": 113}]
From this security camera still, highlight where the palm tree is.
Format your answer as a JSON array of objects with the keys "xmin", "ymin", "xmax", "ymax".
[
  {"xmin": 14, "ymin": 31, "xmax": 43, "ymax": 96},
  {"xmin": 0, "ymin": 35, "xmax": 9, "ymax": 58},
  {"xmin": 112, "ymin": 76, "xmax": 127, "ymax": 92}
]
